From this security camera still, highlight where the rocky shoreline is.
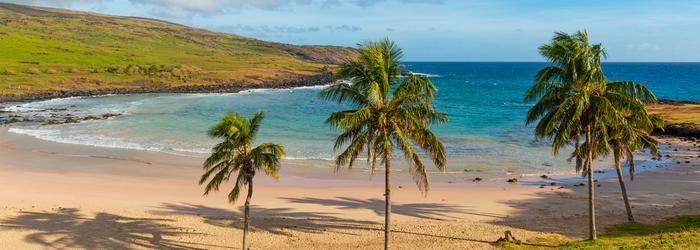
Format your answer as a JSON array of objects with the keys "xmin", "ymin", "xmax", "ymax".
[{"xmin": 0, "ymin": 73, "xmax": 336, "ymax": 104}]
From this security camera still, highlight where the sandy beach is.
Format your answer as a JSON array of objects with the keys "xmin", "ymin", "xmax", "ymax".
[{"xmin": 1, "ymin": 136, "xmax": 699, "ymax": 249}]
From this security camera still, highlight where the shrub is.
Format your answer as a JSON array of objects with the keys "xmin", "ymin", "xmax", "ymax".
[
  {"xmin": 116, "ymin": 68, "xmax": 125, "ymax": 74},
  {"xmin": 160, "ymin": 72, "xmax": 171, "ymax": 79},
  {"xmin": 321, "ymin": 65, "xmax": 331, "ymax": 72},
  {"xmin": 4, "ymin": 70, "xmax": 17, "ymax": 75},
  {"xmin": 47, "ymin": 69, "xmax": 58, "ymax": 74},
  {"xmin": 92, "ymin": 68, "xmax": 103, "ymax": 73},
  {"xmin": 28, "ymin": 68, "xmax": 41, "ymax": 75},
  {"xmin": 162, "ymin": 65, "xmax": 173, "ymax": 71},
  {"xmin": 70, "ymin": 68, "xmax": 80, "ymax": 73},
  {"xmin": 190, "ymin": 66, "xmax": 203, "ymax": 74},
  {"xmin": 148, "ymin": 65, "xmax": 157, "ymax": 74},
  {"xmin": 127, "ymin": 65, "xmax": 140, "ymax": 75},
  {"xmin": 171, "ymin": 68, "xmax": 182, "ymax": 75}
]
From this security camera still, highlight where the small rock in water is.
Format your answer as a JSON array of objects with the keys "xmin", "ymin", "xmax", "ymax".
[
  {"xmin": 579, "ymin": 183, "xmax": 585, "ymax": 186},
  {"xmin": 678, "ymin": 162, "xmax": 681, "ymax": 164},
  {"xmin": 594, "ymin": 180, "xmax": 598, "ymax": 182},
  {"xmin": 507, "ymin": 178, "xmax": 518, "ymax": 183},
  {"xmin": 398, "ymin": 185, "xmax": 403, "ymax": 188},
  {"xmin": 597, "ymin": 185, "xmax": 601, "ymax": 187},
  {"xmin": 540, "ymin": 175, "xmax": 548, "ymax": 179},
  {"xmin": 551, "ymin": 182, "xmax": 556, "ymax": 186},
  {"xmin": 574, "ymin": 185, "xmax": 579, "ymax": 187},
  {"xmin": 474, "ymin": 177, "xmax": 482, "ymax": 181},
  {"xmin": 686, "ymin": 161, "xmax": 691, "ymax": 163}
]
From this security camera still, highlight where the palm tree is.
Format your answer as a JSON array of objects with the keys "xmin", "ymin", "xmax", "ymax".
[
  {"xmin": 601, "ymin": 114, "xmax": 662, "ymax": 223},
  {"xmin": 525, "ymin": 30, "xmax": 654, "ymax": 240},
  {"xmin": 319, "ymin": 37, "xmax": 447, "ymax": 250},
  {"xmin": 199, "ymin": 110, "xmax": 285, "ymax": 250}
]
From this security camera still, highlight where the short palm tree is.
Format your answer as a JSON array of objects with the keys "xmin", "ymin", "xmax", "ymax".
[
  {"xmin": 319, "ymin": 37, "xmax": 447, "ymax": 250},
  {"xmin": 199, "ymin": 110, "xmax": 285, "ymax": 250},
  {"xmin": 602, "ymin": 114, "xmax": 662, "ymax": 223},
  {"xmin": 525, "ymin": 30, "xmax": 655, "ymax": 240}
]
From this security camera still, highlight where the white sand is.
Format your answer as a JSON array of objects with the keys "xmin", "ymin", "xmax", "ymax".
[{"xmin": 1, "ymin": 137, "xmax": 699, "ymax": 249}]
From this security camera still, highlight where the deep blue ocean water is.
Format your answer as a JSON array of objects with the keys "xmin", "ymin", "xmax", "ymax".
[{"xmin": 5, "ymin": 62, "xmax": 699, "ymax": 175}]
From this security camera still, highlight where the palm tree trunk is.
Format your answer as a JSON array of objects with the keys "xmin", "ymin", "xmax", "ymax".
[
  {"xmin": 586, "ymin": 123, "xmax": 597, "ymax": 240},
  {"xmin": 614, "ymin": 152, "xmax": 635, "ymax": 222},
  {"xmin": 384, "ymin": 157, "xmax": 391, "ymax": 250},
  {"xmin": 242, "ymin": 178, "xmax": 253, "ymax": 250}
]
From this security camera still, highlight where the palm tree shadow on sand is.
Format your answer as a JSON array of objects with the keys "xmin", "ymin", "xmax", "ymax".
[
  {"xmin": 0, "ymin": 208, "xmax": 232, "ymax": 250},
  {"xmin": 281, "ymin": 197, "xmax": 508, "ymax": 220},
  {"xmin": 150, "ymin": 201, "xmax": 498, "ymax": 245},
  {"xmin": 151, "ymin": 202, "xmax": 378, "ymax": 237}
]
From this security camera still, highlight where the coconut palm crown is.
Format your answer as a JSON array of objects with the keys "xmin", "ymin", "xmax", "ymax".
[
  {"xmin": 318, "ymin": 37, "xmax": 447, "ymax": 250},
  {"xmin": 199, "ymin": 110, "xmax": 285, "ymax": 250}
]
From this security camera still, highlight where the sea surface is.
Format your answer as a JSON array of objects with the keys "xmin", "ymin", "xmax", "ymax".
[{"xmin": 3, "ymin": 62, "xmax": 699, "ymax": 177}]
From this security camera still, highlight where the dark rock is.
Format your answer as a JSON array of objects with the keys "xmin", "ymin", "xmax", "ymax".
[
  {"xmin": 474, "ymin": 177, "xmax": 482, "ymax": 181},
  {"xmin": 657, "ymin": 99, "xmax": 700, "ymax": 105},
  {"xmin": 551, "ymin": 182, "xmax": 556, "ymax": 186},
  {"xmin": 507, "ymin": 178, "xmax": 517, "ymax": 183},
  {"xmin": 540, "ymin": 175, "xmax": 548, "ymax": 179}
]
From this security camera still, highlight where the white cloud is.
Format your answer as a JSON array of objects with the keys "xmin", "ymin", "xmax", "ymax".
[
  {"xmin": 637, "ymin": 42, "xmax": 660, "ymax": 50},
  {"xmin": 335, "ymin": 25, "xmax": 361, "ymax": 32},
  {"xmin": 150, "ymin": 5, "xmax": 193, "ymax": 19}
]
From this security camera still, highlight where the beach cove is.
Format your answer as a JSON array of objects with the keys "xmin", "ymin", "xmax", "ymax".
[{"xmin": 1, "ymin": 62, "xmax": 700, "ymax": 249}]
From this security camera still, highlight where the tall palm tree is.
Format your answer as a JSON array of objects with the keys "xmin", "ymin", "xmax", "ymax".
[
  {"xmin": 525, "ymin": 30, "xmax": 654, "ymax": 240},
  {"xmin": 199, "ymin": 110, "xmax": 285, "ymax": 250},
  {"xmin": 319, "ymin": 37, "xmax": 447, "ymax": 250}
]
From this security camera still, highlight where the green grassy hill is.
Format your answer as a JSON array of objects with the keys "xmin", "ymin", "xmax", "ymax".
[{"xmin": 0, "ymin": 3, "xmax": 357, "ymax": 95}]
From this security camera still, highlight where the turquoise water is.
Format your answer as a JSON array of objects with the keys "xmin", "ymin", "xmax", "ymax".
[{"xmin": 5, "ymin": 62, "xmax": 699, "ymax": 175}]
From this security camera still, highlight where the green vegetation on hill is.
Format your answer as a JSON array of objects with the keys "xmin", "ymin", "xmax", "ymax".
[
  {"xmin": 0, "ymin": 3, "xmax": 358, "ymax": 95},
  {"xmin": 500, "ymin": 215, "xmax": 700, "ymax": 249}
]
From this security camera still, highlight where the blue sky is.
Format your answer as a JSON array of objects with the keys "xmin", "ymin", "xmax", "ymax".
[{"xmin": 5, "ymin": 0, "xmax": 700, "ymax": 61}]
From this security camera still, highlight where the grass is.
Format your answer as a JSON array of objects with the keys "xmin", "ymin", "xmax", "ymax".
[
  {"xmin": 0, "ymin": 3, "xmax": 357, "ymax": 95},
  {"xmin": 500, "ymin": 215, "xmax": 700, "ymax": 249},
  {"xmin": 647, "ymin": 104, "xmax": 700, "ymax": 126}
]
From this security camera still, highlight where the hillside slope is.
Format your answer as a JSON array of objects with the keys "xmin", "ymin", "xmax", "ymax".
[{"xmin": 0, "ymin": 3, "xmax": 357, "ymax": 96}]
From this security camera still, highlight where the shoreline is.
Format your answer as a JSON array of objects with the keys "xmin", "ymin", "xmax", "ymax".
[
  {"xmin": 0, "ymin": 73, "xmax": 336, "ymax": 103},
  {"xmin": 0, "ymin": 125, "xmax": 678, "ymax": 188}
]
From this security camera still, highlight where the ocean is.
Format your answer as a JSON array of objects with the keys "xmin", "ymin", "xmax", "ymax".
[{"xmin": 3, "ymin": 62, "xmax": 699, "ymax": 177}]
